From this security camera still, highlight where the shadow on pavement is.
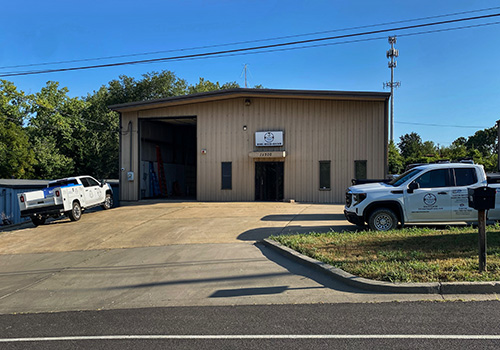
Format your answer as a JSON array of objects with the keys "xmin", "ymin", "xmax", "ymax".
[
  {"xmin": 254, "ymin": 242, "xmax": 375, "ymax": 294},
  {"xmin": 261, "ymin": 214, "xmax": 345, "ymax": 221},
  {"xmin": 237, "ymin": 225, "xmax": 356, "ymax": 241}
]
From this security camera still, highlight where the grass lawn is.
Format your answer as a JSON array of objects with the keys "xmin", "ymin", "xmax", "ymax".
[{"xmin": 270, "ymin": 225, "xmax": 500, "ymax": 283}]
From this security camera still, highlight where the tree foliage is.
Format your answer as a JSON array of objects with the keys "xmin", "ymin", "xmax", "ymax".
[
  {"xmin": 390, "ymin": 126, "xmax": 499, "ymax": 174},
  {"xmin": 0, "ymin": 80, "xmax": 35, "ymax": 178}
]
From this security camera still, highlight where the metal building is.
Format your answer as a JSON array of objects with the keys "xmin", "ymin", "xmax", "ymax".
[
  {"xmin": 0, "ymin": 179, "xmax": 49, "ymax": 226},
  {"xmin": 111, "ymin": 88, "xmax": 390, "ymax": 203}
]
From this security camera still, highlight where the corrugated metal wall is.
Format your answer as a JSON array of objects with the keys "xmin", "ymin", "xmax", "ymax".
[
  {"xmin": 0, "ymin": 187, "xmax": 35, "ymax": 226},
  {"xmin": 120, "ymin": 96, "xmax": 387, "ymax": 203}
]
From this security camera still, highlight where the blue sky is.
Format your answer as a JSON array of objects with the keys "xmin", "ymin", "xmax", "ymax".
[{"xmin": 2, "ymin": 1, "xmax": 499, "ymax": 147}]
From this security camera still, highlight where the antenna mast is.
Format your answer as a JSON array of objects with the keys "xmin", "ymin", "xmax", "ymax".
[
  {"xmin": 383, "ymin": 36, "xmax": 401, "ymax": 143},
  {"xmin": 244, "ymin": 64, "xmax": 248, "ymax": 88}
]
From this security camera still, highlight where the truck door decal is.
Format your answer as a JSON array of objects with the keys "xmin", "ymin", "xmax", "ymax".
[{"xmin": 423, "ymin": 194, "xmax": 437, "ymax": 206}]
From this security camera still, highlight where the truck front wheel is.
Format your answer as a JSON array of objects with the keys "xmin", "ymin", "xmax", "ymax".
[
  {"xmin": 368, "ymin": 208, "xmax": 398, "ymax": 231},
  {"xmin": 68, "ymin": 201, "xmax": 82, "ymax": 221},
  {"xmin": 101, "ymin": 194, "xmax": 113, "ymax": 210},
  {"xmin": 31, "ymin": 214, "xmax": 46, "ymax": 226}
]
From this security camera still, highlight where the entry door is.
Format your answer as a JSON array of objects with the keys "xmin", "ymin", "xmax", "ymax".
[{"xmin": 255, "ymin": 162, "xmax": 284, "ymax": 201}]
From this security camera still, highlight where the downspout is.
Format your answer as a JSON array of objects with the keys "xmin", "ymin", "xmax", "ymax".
[{"xmin": 129, "ymin": 120, "xmax": 133, "ymax": 173}]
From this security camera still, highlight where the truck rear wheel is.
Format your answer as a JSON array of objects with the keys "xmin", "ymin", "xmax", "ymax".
[
  {"xmin": 31, "ymin": 214, "xmax": 46, "ymax": 226},
  {"xmin": 68, "ymin": 201, "xmax": 82, "ymax": 221},
  {"xmin": 368, "ymin": 208, "xmax": 398, "ymax": 231}
]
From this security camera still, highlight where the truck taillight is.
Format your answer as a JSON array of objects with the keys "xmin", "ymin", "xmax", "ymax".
[
  {"xmin": 20, "ymin": 196, "xmax": 25, "ymax": 203},
  {"xmin": 55, "ymin": 190, "xmax": 60, "ymax": 197}
]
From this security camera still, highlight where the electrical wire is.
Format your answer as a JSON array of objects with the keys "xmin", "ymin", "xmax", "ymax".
[
  {"xmin": 1, "ymin": 12, "xmax": 500, "ymax": 78},
  {"xmin": 396, "ymin": 121, "xmax": 490, "ymax": 129},
  {"xmin": 157, "ymin": 21, "xmax": 500, "ymax": 64},
  {"xmin": 2, "ymin": 6, "xmax": 499, "ymax": 71}
]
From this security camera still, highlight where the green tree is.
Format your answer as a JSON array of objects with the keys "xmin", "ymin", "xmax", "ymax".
[
  {"xmin": 0, "ymin": 80, "xmax": 35, "ymax": 178},
  {"xmin": 81, "ymin": 86, "xmax": 120, "ymax": 178},
  {"xmin": 28, "ymin": 81, "xmax": 84, "ymax": 179},
  {"xmin": 465, "ymin": 126, "xmax": 497, "ymax": 157},
  {"xmin": 188, "ymin": 77, "xmax": 239, "ymax": 94},
  {"xmin": 388, "ymin": 140, "xmax": 404, "ymax": 174},
  {"xmin": 421, "ymin": 141, "xmax": 438, "ymax": 157},
  {"xmin": 106, "ymin": 71, "xmax": 188, "ymax": 105},
  {"xmin": 398, "ymin": 132, "xmax": 423, "ymax": 163}
]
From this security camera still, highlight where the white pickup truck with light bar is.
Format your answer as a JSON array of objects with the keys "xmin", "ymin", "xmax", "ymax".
[
  {"xmin": 344, "ymin": 163, "xmax": 500, "ymax": 231},
  {"xmin": 18, "ymin": 176, "xmax": 113, "ymax": 226}
]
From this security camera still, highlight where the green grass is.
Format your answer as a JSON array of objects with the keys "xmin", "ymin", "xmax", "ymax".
[{"xmin": 270, "ymin": 224, "xmax": 500, "ymax": 283}]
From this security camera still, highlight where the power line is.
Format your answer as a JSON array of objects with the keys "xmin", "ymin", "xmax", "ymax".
[
  {"xmin": 1, "ymin": 12, "xmax": 500, "ymax": 78},
  {"xmin": 174, "ymin": 21, "xmax": 500, "ymax": 62},
  {"xmin": 396, "ymin": 121, "xmax": 490, "ymax": 128},
  {"xmin": 2, "ymin": 6, "xmax": 499, "ymax": 71}
]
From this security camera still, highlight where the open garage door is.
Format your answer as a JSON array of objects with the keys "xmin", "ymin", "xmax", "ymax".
[{"xmin": 139, "ymin": 117, "xmax": 196, "ymax": 200}]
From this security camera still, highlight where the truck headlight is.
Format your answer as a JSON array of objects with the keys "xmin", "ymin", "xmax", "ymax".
[{"xmin": 353, "ymin": 193, "xmax": 367, "ymax": 206}]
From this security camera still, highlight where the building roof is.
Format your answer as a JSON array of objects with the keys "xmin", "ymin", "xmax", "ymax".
[
  {"xmin": 0, "ymin": 179, "xmax": 50, "ymax": 189},
  {"xmin": 109, "ymin": 88, "xmax": 391, "ymax": 112}
]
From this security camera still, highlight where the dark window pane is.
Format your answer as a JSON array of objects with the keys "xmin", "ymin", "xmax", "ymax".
[
  {"xmin": 355, "ymin": 160, "xmax": 367, "ymax": 180},
  {"xmin": 221, "ymin": 162, "xmax": 232, "ymax": 190},
  {"xmin": 87, "ymin": 178, "xmax": 99, "ymax": 187},
  {"xmin": 80, "ymin": 178, "xmax": 90, "ymax": 187},
  {"xmin": 320, "ymin": 161, "xmax": 331, "ymax": 190},
  {"xmin": 415, "ymin": 169, "xmax": 449, "ymax": 188},
  {"xmin": 454, "ymin": 168, "xmax": 477, "ymax": 186}
]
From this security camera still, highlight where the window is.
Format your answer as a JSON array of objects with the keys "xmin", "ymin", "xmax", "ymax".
[
  {"xmin": 221, "ymin": 162, "xmax": 232, "ymax": 190},
  {"xmin": 454, "ymin": 168, "xmax": 477, "ymax": 186},
  {"xmin": 319, "ymin": 161, "xmax": 331, "ymax": 190},
  {"xmin": 80, "ymin": 178, "xmax": 90, "ymax": 187},
  {"xmin": 86, "ymin": 177, "xmax": 99, "ymax": 187},
  {"xmin": 414, "ymin": 169, "xmax": 450, "ymax": 188},
  {"xmin": 355, "ymin": 160, "xmax": 367, "ymax": 180}
]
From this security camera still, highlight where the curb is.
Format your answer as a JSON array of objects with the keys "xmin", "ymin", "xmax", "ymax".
[{"xmin": 262, "ymin": 238, "xmax": 500, "ymax": 294}]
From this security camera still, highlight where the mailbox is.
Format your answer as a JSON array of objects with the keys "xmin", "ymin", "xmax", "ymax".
[{"xmin": 468, "ymin": 187, "xmax": 496, "ymax": 210}]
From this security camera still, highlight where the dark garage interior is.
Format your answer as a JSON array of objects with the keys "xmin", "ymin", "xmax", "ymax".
[{"xmin": 139, "ymin": 117, "xmax": 197, "ymax": 199}]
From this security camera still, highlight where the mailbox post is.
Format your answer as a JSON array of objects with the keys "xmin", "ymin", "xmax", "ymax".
[{"xmin": 468, "ymin": 187, "xmax": 496, "ymax": 272}]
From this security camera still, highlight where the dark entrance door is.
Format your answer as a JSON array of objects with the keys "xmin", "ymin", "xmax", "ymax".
[{"xmin": 255, "ymin": 162, "xmax": 284, "ymax": 201}]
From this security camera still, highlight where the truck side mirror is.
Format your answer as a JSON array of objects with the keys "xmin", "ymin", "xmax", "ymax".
[{"xmin": 408, "ymin": 182, "xmax": 419, "ymax": 194}]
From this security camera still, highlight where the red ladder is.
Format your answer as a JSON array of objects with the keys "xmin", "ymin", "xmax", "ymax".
[{"xmin": 156, "ymin": 145, "xmax": 168, "ymax": 197}]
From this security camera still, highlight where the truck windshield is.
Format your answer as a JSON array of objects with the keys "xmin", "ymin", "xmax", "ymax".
[
  {"xmin": 389, "ymin": 168, "xmax": 423, "ymax": 187},
  {"xmin": 48, "ymin": 179, "xmax": 78, "ymax": 187}
]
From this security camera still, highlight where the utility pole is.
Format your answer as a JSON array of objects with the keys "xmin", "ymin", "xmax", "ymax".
[
  {"xmin": 384, "ymin": 36, "xmax": 401, "ymax": 143},
  {"xmin": 497, "ymin": 119, "xmax": 500, "ymax": 172}
]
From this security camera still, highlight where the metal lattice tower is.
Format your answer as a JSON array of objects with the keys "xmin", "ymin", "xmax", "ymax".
[{"xmin": 383, "ymin": 36, "xmax": 401, "ymax": 142}]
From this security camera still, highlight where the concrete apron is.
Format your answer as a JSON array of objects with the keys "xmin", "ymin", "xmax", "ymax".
[{"xmin": 0, "ymin": 202, "xmax": 496, "ymax": 314}]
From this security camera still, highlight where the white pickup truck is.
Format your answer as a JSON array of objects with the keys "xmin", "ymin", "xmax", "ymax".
[
  {"xmin": 18, "ymin": 176, "xmax": 113, "ymax": 226},
  {"xmin": 344, "ymin": 163, "xmax": 500, "ymax": 231}
]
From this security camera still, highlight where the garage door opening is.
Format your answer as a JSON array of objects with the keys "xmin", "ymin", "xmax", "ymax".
[{"xmin": 139, "ymin": 117, "xmax": 196, "ymax": 200}]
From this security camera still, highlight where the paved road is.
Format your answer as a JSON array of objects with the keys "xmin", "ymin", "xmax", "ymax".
[{"xmin": 1, "ymin": 301, "xmax": 500, "ymax": 349}]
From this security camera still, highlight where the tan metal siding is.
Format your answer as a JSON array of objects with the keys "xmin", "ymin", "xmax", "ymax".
[
  {"xmin": 122, "ymin": 96, "xmax": 387, "ymax": 203},
  {"xmin": 120, "ymin": 111, "xmax": 140, "ymax": 201}
]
